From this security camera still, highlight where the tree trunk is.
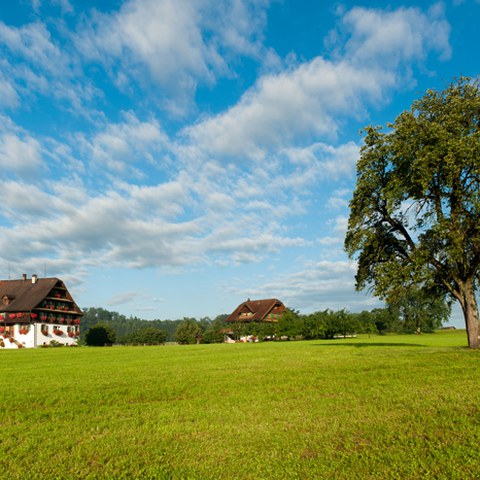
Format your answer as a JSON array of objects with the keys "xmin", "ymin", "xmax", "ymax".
[{"xmin": 459, "ymin": 281, "xmax": 480, "ymax": 349}]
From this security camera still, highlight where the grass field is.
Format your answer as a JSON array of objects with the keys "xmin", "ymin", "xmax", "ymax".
[{"xmin": 1, "ymin": 330, "xmax": 479, "ymax": 479}]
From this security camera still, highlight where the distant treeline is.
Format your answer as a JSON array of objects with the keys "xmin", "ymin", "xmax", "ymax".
[
  {"xmin": 80, "ymin": 299, "xmax": 450, "ymax": 345},
  {"xmin": 79, "ymin": 307, "xmax": 229, "ymax": 343}
]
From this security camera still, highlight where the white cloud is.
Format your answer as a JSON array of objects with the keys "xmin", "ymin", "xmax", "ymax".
[
  {"xmin": 340, "ymin": 4, "xmax": 451, "ymax": 66},
  {"xmin": 204, "ymin": 229, "xmax": 306, "ymax": 257},
  {"xmin": 0, "ymin": 134, "xmax": 44, "ymax": 177},
  {"xmin": 77, "ymin": 0, "xmax": 269, "ymax": 113},
  {"xmin": 0, "ymin": 21, "xmax": 68, "ymax": 75},
  {"xmin": 0, "ymin": 181, "xmax": 66, "ymax": 221},
  {"xmin": 317, "ymin": 216, "xmax": 348, "ymax": 254},
  {"xmin": 0, "ymin": 186, "xmax": 201, "ymax": 269},
  {"xmin": 0, "ymin": 20, "xmax": 97, "ymax": 117},
  {"xmin": 120, "ymin": 178, "xmax": 192, "ymax": 219},
  {"xmin": 183, "ymin": 59, "xmax": 377, "ymax": 160},
  {"xmin": 332, "ymin": 216, "xmax": 348, "ymax": 235},
  {"xmin": 183, "ymin": 4, "xmax": 450, "ymax": 162},
  {"xmin": 326, "ymin": 189, "xmax": 351, "ymax": 210},
  {"xmin": 208, "ymin": 0, "xmax": 269, "ymax": 57},
  {"xmin": 80, "ymin": 113, "xmax": 169, "ymax": 176},
  {"xmin": 107, "ymin": 291, "xmax": 138, "ymax": 306},
  {"xmin": 282, "ymin": 142, "xmax": 359, "ymax": 180},
  {"xmin": 52, "ymin": 0, "xmax": 74, "ymax": 14},
  {"xmin": 0, "ymin": 77, "xmax": 19, "ymax": 108}
]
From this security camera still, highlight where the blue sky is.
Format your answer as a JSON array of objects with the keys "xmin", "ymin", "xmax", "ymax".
[{"xmin": 0, "ymin": 0, "xmax": 478, "ymax": 324}]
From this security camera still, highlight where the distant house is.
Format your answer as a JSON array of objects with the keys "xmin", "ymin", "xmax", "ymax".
[
  {"xmin": 0, "ymin": 275, "xmax": 83, "ymax": 349},
  {"xmin": 226, "ymin": 298, "xmax": 286, "ymax": 324}
]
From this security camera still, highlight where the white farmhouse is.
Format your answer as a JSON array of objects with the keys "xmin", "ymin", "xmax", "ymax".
[{"xmin": 0, "ymin": 275, "xmax": 82, "ymax": 349}]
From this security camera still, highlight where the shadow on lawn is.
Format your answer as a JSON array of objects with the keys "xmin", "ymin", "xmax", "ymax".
[{"xmin": 311, "ymin": 341, "xmax": 427, "ymax": 348}]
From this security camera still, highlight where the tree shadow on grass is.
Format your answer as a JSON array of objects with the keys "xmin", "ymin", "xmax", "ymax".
[{"xmin": 311, "ymin": 341, "xmax": 427, "ymax": 348}]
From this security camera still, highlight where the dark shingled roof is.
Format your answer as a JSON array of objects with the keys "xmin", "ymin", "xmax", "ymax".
[
  {"xmin": 226, "ymin": 298, "xmax": 286, "ymax": 323},
  {"xmin": 0, "ymin": 277, "xmax": 82, "ymax": 319}
]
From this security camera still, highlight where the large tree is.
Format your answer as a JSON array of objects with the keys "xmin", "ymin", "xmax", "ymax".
[{"xmin": 345, "ymin": 78, "xmax": 480, "ymax": 348}]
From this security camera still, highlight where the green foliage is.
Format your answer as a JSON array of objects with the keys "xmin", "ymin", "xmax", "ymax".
[
  {"xmin": 351, "ymin": 310, "xmax": 379, "ymax": 336},
  {"xmin": 84, "ymin": 323, "xmax": 116, "ymax": 346},
  {"xmin": 365, "ymin": 308, "xmax": 394, "ymax": 334},
  {"xmin": 120, "ymin": 326, "xmax": 167, "ymax": 345},
  {"xmin": 79, "ymin": 304, "xmax": 448, "ymax": 348},
  {"xmin": 388, "ymin": 288, "xmax": 451, "ymax": 333},
  {"xmin": 248, "ymin": 320, "xmax": 277, "ymax": 339},
  {"xmin": 345, "ymin": 78, "xmax": 480, "ymax": 348},
  {"xmin": 80, "ymin": 307, "xmax": 184, "ymax": 342},
  {"xmin": 40, "ymin": 339, "xmax": 63, "ymax": 348},
  {"xmin": 202, "ymin": 316, "xmax": 228, "ymax": 344},
  {"xmin": 1, "ymin": 332, "xmax": 479, "ymax": 479},
  {"xmin": 174, "ymin": 318, "xmax": 203, "ymax": 344},
  {"xmin": 301, "ymin": 309, "xmax": 361, "ymax": 339},
  {"xmin": 277, "ymin": 309, "xmax": 304, "ymax": 339},
  {"xmin": 328, "ymin": 309, "xmax": 358, "ymax": 338},
  {"xmin": 302, "ymin": 310, "xmax": 327, "ymax": 339}
]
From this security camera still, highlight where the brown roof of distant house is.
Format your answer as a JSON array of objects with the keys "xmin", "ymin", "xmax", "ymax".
[
  {"xmin": 0, "ymin": 277, "xmax": 82, "ymax": 317},
  {"xmin": 226, "ymin": 298, "xmax": 286, "ymax": 323}
]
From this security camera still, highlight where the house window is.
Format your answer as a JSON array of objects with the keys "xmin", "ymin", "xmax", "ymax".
[{"xmin": 2, "ymin": 296, "xmax": 10, "ymax": 306}]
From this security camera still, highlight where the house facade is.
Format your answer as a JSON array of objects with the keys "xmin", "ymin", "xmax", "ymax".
[
  {"xmin": 0, "ymin": 275, "xmax": 82, "ymax": 349},
  {"xmin": 226, "ymin": 298, "xmax": 286, "ymax": 324},
  {"xmin": 224, "ymin": 298, "xmax": 287, "ymax": 342}
]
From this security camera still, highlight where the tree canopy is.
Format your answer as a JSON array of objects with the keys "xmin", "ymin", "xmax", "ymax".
[
  {"xmin": 345, "ymin": 78, "xmax": 480, "ymax": 348},
  {"xmin": 80, "ymin": 307, "xmax": 183, "ymax": 343},
  {"xmin": 174, "ymin": 318, "xmax": 203, "ymax": 345},
  {"xmin": 84, "ymin": 323, "xmax": 116, "ymax": 346},
  {"xmin": 387, "ymin": 288, "xmax": 451, "ymax": 334},
  {"xmin": 120, "ymin": 327, "xmax": 167, "ymax": 345}
]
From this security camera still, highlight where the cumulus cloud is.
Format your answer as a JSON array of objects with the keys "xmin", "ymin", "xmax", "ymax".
[
  {"xmin": 182, "ymin": 59, "xmax": 376, "ymax": 161},
  {"xmin": 78, "ymin": 113, "xmax": 170, "ymax": 176},
  {"xmin": 0, "ymin": 183, "xmax": 202, "ymax": 270},
  {"xmin": 0, "ymin": 134, "xmax": 44, "ymax": 178},
  {"xmin": 282, "ymin": 142, "xmax": 360, "ymax": 180},
  {"xmin": 341, "ymin": 4, "xmax": 451, "ymax": 66},
  {"xmin": 182, "ymin": 5, "xmax": 450, "ymax": 164},
  {"xmin": 76, "ymin": 0, "xmax": 270, "ymax": 113},
  {"xmin": 0, "ymin": 182, "xmax": 68, "ymax": 221}
]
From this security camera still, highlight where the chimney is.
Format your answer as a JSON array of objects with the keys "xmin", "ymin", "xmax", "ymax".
[
  {"xmin": 32, "ymin": 274, "xmax": 38, "ymax": 284},
  {"xmin": 22, "ymin": 274, "xmax": 27, "ymax": 281}
]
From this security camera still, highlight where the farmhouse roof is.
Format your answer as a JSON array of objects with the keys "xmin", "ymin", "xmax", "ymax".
[
  {"xmin": 0, "ymin": 276, "xmax": 82, "ymax": 316},
  {"xmin": 226, "ymin": 298, "xmax": 286, "ymax": 323}
]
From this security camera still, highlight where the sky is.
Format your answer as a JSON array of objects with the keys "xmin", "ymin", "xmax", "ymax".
[{"xmin": 0, "ymin": 0, "xmax": 478, "ymax": 325}]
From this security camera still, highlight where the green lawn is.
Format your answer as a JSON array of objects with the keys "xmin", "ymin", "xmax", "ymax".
[{"xmin": 1, "ymin": 330, "xmax": 479, "ymax": 479}]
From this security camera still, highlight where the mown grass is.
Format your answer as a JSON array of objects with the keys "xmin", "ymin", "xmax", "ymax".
[{"xmin": 1, "ymin": 330, "xmax": 479, "ymax": 479}]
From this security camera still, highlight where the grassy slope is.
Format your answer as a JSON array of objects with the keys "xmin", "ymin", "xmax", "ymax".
[{"xmin": 1, "ymin": 331, "xmax": 479, "ymax": 479}]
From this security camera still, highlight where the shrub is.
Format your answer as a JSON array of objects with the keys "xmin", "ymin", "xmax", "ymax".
[{"xmin": 85, "ymin": 323, "xmax": 116, "ymax": 346}]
